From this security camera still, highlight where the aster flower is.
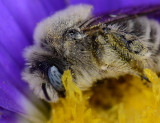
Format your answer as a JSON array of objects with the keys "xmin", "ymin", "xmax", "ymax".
[{"xmin": 1, "ymin": 0, "xmax": 160, "ymax": 123}]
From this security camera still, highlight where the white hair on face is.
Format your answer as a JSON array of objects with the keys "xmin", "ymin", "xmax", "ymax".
[
  {"xmin": 34, "ymin": 4, "xmax": 93, "ymax": 45},
  {"xmin": 22, "ymin": 70, "xmax": 59, "ymax": 102}
]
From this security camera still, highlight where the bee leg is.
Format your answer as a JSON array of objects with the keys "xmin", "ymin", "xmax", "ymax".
[
  {"xmin": 42, "ymin": 83, "xmax": 51, "ymax": 101},
  {"xmin": 141, "ymin": 76, "xmax": 150, "ymax": 82}
]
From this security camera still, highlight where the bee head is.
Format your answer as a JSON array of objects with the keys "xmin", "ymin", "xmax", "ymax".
[{"xmin": 22, "ymin": 5, "xmax": 96, "ymax": 102}]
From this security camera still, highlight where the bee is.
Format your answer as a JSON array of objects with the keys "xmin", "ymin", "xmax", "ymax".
[{"xmin": 23, "ymin": 4, "xmax": 160, "ymax": 102}]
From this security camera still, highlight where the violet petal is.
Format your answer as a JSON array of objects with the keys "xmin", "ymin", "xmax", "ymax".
[
  {"xmin": 69, "ymin": 0, "xmax": 160, "ymax": 14},
  {"xmin": 0, "ymin": 0, "xmax": 67, "ymax": 117},
  {"xmin": 0, "ymin": 107, "xmax": 18, "ymax": 123},
  {"xmin": 2, "ymin": 0, "xmax": 67, "ymax": 42}
]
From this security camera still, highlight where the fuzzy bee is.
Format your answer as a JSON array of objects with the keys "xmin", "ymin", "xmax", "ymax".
[{"xmin": 23, "ymin": 4, "xmax": 160, "ymax": 102}]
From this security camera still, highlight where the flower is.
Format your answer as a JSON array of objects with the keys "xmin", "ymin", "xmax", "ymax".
[
  {"xmin": 48, "ymin": 69, "xmax": 160, "ymax": 123},
  {"xmin": 0, "ymin": 0, "xmax": 160, "ymax": 123}
]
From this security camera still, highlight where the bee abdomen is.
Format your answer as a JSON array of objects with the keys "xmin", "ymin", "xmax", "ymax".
[
  {"xmin": 128, "ymin": 17, "xmax": 160, "ymax": 53},
  {"xmin": 148, "ymin": 19, "xmax": 160, "ymax": 54},
  {"xmin": 132, "ymin": 17, "xmax": 160, "ymax": 72}
]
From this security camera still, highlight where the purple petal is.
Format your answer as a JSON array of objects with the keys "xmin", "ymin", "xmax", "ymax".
[
  {"xmin": 0, "ymin": 0, "xmax": 67, "ymax": 121},
  {"xmin": 0, "ymin": 46, "xmax": 28, "ymax": 88},
  {"xmin": 0, "ymin": 1, "xmax": 30, "ymax": 68},
  {"xmin": 121, "ymin": 0, "xmax": 160, "ymax": 7},
  {"xmin": 0, "ymin": 0, "xmax": 68, "ymax": 69},
  {"xmin": 0, "ymin": 107, "xmax": 32, "ymax": 123},
  {"xmin": 0, "ymin": 75, "xmax": 49, "ymax": 122},
  {"xmin": 0, "ymin": 79, "xmax": 26, "ymax": 114},
  {"xmin": 69, "ymin": 0, "xmax": 121, "ymax": 13},
  {"xmin": 69, "ymin": 0, "xmax": 160, "ymax": 13},
  {"xmin": 0, "ymin": 0, "xmax": 67, "ymax": 114},
  {"xmin": 0, "ymin": 107, "xmax": 18, "ymax": 123},
  {"xmin": 2, "ymin": 0, "xmax": 67, "ymax": 42}
]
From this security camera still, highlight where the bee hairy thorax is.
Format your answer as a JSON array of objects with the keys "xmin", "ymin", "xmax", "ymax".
[{"xmin": 74, "ymin": 17, "xmax": 160, "ymax": 89}]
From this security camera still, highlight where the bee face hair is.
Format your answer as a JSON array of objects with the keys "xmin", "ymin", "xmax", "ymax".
[{"xmin": 23, "ymin": 4, "xmax": 160, "ymax": 102}]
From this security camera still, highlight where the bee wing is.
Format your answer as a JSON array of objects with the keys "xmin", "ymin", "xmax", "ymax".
[{"xmin": 82, "ymin": 5, "xmax": 160, "ymax": 31}]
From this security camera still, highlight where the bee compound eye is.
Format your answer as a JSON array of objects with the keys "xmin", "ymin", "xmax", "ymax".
[{"xmin": 48, "ymin": 66, "xmax": 64, "ymax": 91}]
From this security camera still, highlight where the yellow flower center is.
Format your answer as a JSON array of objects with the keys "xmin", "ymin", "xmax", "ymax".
[{"xmin": 48, "ymin": 69, "xmax": 160, "ymax": 123}]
